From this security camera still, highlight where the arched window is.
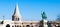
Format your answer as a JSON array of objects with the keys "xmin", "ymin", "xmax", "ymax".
[
  {"xmin": 18, "ymin": 18, "xmax": 19, "ymax": 21},
  {"xmin": 6, "ymin": 24, "xmax": 10, "ymax": 27},
  {"xmin": 26, "ymin": 25, "xmax": 30, "ymax": 27}
]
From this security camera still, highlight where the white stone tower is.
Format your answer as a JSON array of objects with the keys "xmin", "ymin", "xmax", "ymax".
[
  {"xmin": 12, "ymin": 3, "xmax": 22, "ymax": 21},
  {"xmin": 41, "ymin": 12, "xmax": 48, "ymax": 27}
]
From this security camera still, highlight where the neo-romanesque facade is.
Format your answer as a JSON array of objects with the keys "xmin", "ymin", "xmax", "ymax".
[{"xmin": 0, "ymin": 4, "xmax": 60, "ymax": 27}]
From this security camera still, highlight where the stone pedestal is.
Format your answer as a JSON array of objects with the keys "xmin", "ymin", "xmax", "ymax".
[{"xmin": 43, "ymin": 19, "xmax": 48, "ymax": 27}]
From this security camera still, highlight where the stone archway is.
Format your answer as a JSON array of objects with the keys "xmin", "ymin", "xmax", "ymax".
[
  {"xmin": 6, "ymin": 24, "xmax": 10, "ymax": 27},
  {"xmin": 26, "ymin": 25, "xmax": 30, "ymax": 27}
]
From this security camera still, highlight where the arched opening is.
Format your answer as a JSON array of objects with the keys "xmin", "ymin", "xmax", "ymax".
[
  {"xmin": 17, "ymin": 25, "xmax": 19, "ymax": 27},
  {"xmin": 39, "ymin": 26, "xmax": 40, "ymax": 27},
  {"xmin": 22, "ymin": 25, "xmax": 24, "ymax": 27},
  {"xmin": 31, "ymin": 25, "xmax": 34, "ymax": 27},
  {"xmin": 15, "ymin": 25, "xmax": 16, "ymax": 27},
  {"xmin": 18, "ymin": 18, "xmax": 19, "ymax": 21},
  {"xmin": 26, "ymin": 25, "xmax": 30, "ymax": 27},
  {"xmin": 15, "ymin": 25, "xmax": 21, "ymax": 27},
  {"xmin": 6, "ymin": 24, "xmax": 10, "ymax": 27},
  {"xmin": 12, "ymin": 26, "xmax": 14, "ymax": 27},
  {"xmin": 20, "ymin": 25, "xmax": 21, "ymax": 27}
]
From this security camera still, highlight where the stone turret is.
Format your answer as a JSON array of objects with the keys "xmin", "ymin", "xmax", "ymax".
[{"xmin": 12, "ymin": 3, "xmax": 22, "ymax": 21}]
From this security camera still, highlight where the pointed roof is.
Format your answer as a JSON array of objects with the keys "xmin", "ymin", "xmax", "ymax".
[{"xmin": 13, "ymin": 3, "xmax": 21, "ymax": 18}]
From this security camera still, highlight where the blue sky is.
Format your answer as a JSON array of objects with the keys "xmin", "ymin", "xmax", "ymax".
[{"xmin": 0, "ymin": 0, "xmax": 60, "ymax": 21}]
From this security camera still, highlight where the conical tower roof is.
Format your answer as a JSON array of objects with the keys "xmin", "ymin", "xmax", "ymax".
[{"xmin": 13, "ymin": 3, "xmax": 21, "ymax": 18}]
